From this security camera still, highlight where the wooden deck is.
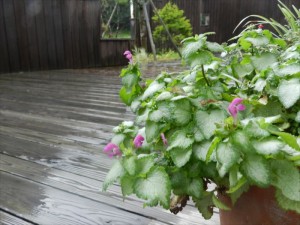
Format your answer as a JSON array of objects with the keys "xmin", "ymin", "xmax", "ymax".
[{"xmin": 0, "ymin": 64, "xmax": 220, "ymax": 225}]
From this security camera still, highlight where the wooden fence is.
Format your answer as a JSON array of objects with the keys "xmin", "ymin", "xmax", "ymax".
[
  {"xmin": 0, "ymin": 0, "xmax": 133, "ymax": 73},
  {"xmin": 152, "ymin": 0, "xmax": 300, "ymax": 44}
]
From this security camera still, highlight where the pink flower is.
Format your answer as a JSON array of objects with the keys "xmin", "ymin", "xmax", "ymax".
[
  {"xmin": 228, "ymin": 98, "xmax": 246, "ymax": 119},
  {"xmin": 103, "ymin": 143, "xmax": 122, "ymax": 157},
  {"xmin": 124, "ymin": 50, "xmax": 133, "ymax": 63},
  {"xmin": 161, "ymin": 133, "xmax": 168, "ymax": 146},
  {"xmin": 258, "ymin": 24, "xmax": 264, "ymax": 29},
  {"xmin": 133, "ymin": 135, "xmax": 144, "ymax": 148}
]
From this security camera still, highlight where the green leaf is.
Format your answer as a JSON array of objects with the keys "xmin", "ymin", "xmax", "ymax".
[
  {"xmin": 229, "ymin": 182, "xmax": 249, "ymax": 205},
  {"xmin": 271, "ymin": 160, "xmax": 300, "ymax": 201},
  {"xmin": 251, "ymin": 53, "xmax": 277, "ymax": 71},
  {"xmin": 170, "ymin": 147, "xmax": 192, "ymax": 167},
  {"xmin": 193, "ymin": 192, "xmax": 214, "ymax": 219},
  {"xmin": 277, "ymin": 63, "xmax": 300, "ymax": 76},
  {"xmin": 170, "ymin": 170, "xmax": 188, "ymax": 191},
  {"xmin": 171, "ymin": 99, "xmax": 192, "ymax": 126},
  {"xmin": 119, "ymin": 86, "xmax": 137, "ymax": 106},
  {"xmin": 134, "ymin": 167, "xmax": 171, "ymax": 209},
  {"xmin": 216, "ymin": 142, "xmax": 240, "ymax": 177},
  {"xmin": 241, "ymin": 154, "xmax": 270, "ymax": 187},
  {"xmin": 187, "ymin": 179, "xmax": 204, "ymax": 198},
  {"xmin": 227, "ymin": 176, "xmax": 247, "ymax": 194},
  {"xmin": 231, "ymin": 130, "xmax": 254, "ymax": 154},
  {"xmin": 145, "ymin": 120, "xmax": 160, "ymax": 142},
  {"xmin": 136, "ymin": 155, "xmax": 155, "ymax": 175},
  {"xmin": 278, "ymin": 78, "xmax": 300, "ymax": 108},
  {"xmin": 275, "ymin": 189, "xmax": 300, "ymax": 214},
  {"xmin": 245, "ymin": 36, "xmax": 269, "ymax": 47},
  {"xmin": 212, "ymin": 194, "xmax": 231, "ymax": 210},
  {"xmin": 252, "ymin": 137, "xmax": 285, "ymax": 155},
  {"xmin": 188, "ymin": 51, "xmax": 213, "ymax": 67},
  {"xmin": 206, "ymin": 137, "xmax": 221, "ymax": 163},
  {"xmin": 111, "ymin": 133, "xmax": 126, "ymax": 145},
  {"xmin": 244, "ymin": 120, "xmax": 270, "ymax": 138},
  {"xmin": 102, "ymin": 160, "xmax": 125, "ymax": 191},
  {"xmin": 156, "ymin": 91, "xmax": 173, "ymax": 101},
  {"xmin": 122, "ymin": 73, "xmax": 138, "ymax": 91},
  {"xmin": 121, "ymin": 175, "xmax": 135, "ymax": 196},
  {"xmin": 182, "ymin": 39, "xmax": 205, "ymax": 58},
  {"xmin": 149, "ymin": 102, "xmax": 171, "ymax": 122},
  {"xmin": 193, "ymin": 141, "xmax": 211, "ymax": 161},
  {"xmin": 142, "ymin": 81, "xmax": 165, "ymax": 100},
  {"xmin": 206, "ymin": 42, "xmax": 224, "ymax": 52},
  {"xmin": 232, "ymin": 63, "xmax": 254, "ymax": 78},
  {"xmin": 122, "ymin": 156, "xmax": 136, "ymax": 176},
  {"xmin": 195, "ymin": 110, "xmax": 227, "ymax": 139},
  {"xmin": 168, "ymin": 130, "xmax": 194, "ymax": 150}
]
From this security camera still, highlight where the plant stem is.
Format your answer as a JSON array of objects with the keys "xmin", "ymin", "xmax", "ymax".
[{"xmin": 201, "ymin": 65, "xmax": 211, "ymax": 86}]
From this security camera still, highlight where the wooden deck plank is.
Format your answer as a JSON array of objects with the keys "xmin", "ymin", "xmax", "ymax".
[
  {"xmin": 0, "ymin": 66, "xmax": 218, "ymax": 225},
  {"xmin": 1, "ymin": 154, "xmax": 219, "ymax": 225},
  {"xmin": 0, "ymin": 210, "xmax": 35, "ymax": 225},
  {"xmin": 0, "ymin": 172, "xmax": 156, "ymax": 225}
]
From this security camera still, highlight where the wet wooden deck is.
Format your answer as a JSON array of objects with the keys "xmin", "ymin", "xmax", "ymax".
[{"xmin": 0, "ymin": 65, "xmax": 220, "ymax": 225}]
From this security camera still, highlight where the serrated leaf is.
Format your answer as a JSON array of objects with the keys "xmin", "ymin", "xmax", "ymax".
[
  {"xmin": 232, "ymin": 63, "xmax": 254, "ymax": 77},
  {"xmin": 102, "ymin": 160, "xmax": 125, "ymax": 191},
  {"xmin": 244, "ymin": 120, "xmax": 270, "ymax": 138},
  {"xmin": 251, "ymin": 53, "xmax": 277, "ymax": 71},
  {"xmin": 271, "ymin": 160, "xmax": 300, "ymax": 201},
  {"xmin": 170, "ymin": 147, "xmax": 192, "ymax": 167},
  {"xmin": 194, "ymin": 126, "xmax": 205, "ymax": 142},
  {"xmin": 245, "ymin": 36, "xmax": 269, "ymax": 47},
  {"xmin": 122, "ymin": 156, "xmax": 136, "ymax": 176},
  {"xmin": 206, "ymin": 42, "xmax": 224, "ymax": 52},
  {"xmin": 254, "ymin": 78, "xmax": 267, "ymax": 91},
  {"xmin": 170, "ymin": 170, "xmax": 189, "ymax": 190},
  {"xmin": 193, "ymin": 192, "xmax": 214, "ymax": 219},
  {"xmin": 216, "ymin": 142, "xmax": 240, "ymax": 177},
  {"xmin": 156, "ymin": 91, "xmax": 173, "ymax": 101},
  {"xmin": 241, "ymin": 154, "xmax": 270, "ymax": 187},
  {"xmin": 136, "ymin": 155, "xmax": 155, "ymax": 175},
  {"xmin": 182, "ymin": 39, "xmax": 205, "ymax": 58},
  {"xmin": 122, "ymin": 73, "xmax": 138, "ymax": 90},
  {"xmin": 171, "ymin": 99, "xmax": 192, "ymax": 126},
  {"xmin": 145, "ymin": 120, "xmax": 160, "ymax": 142},
  {"xmin": 111, "ymin": 133, "xmax": 126, "ymax": 145},
  {"xmin": 121, "ymin": 175, "xmax": 135, "ymax": 196},
  {"xmin": 168, "ymin": 130, "xmax": 194, "ymax": 150},
  {"xmin": 275, "ymin": 189, "xmax": 300, "ymax": 213},
  {"xmin": 142, "ymin": 81, "xmax": 165, "ymax": 100},
  {"xmin": 212, "ymin": 194, "xmax": 231, "ymax": 210},
  {"xmin": 149, "ymin": 102, "xmax": 171, "ymax": 122},
  {"xmin": 277, "ymin": 63, "xmax": 300, "ymax": 76},
  {"xmin": 231, "ymin": 130, "xmax": 254, "ymax": 154},
  {"xmin": 189, "ymin": 50, "xmax": 213, "ymax": 67},
  {"xmin": 278, "ymin": 78, "xmax": 300, "ymax": 108},
  {"xmin": 195, "ymin": 110, "xmax": 227, "ymax": 139},
  {"xmin": 187, "ymin": 179, "xmax": 204, "ymax": 198},
  {"xmin": 134, "ymin": 167, "xmax": 171, "ymax": 209},
  {"xmin": 193, "ymin": 141, "xmax": 211, "ymax": 161},
  {"xmin": 253, "ymin": 137, "xmax": 285, "ymax": 155}
]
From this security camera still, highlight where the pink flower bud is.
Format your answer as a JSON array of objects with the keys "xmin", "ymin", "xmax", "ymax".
[
  {"xmin": 228, "ymin": 98, "xmax": 246, "ymax": 119},
  {"xmin": 133, "ymin": 135, "xmax": 144, "ymax": 148},
  {"xmin": 103, "ymin": 143, "xmax": 122, "ymax": 158}
]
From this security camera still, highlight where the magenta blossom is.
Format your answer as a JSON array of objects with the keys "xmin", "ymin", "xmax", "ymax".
[
  {"xmin": 133, "ymin": 134, "xmax": 144, "ymax": 148},
  {"xmin": 103, "ymin": 143, "xmax": 122, "ymax": 157},
  {"xmin": 258, "ymin": 24, "xmax": 264, "ymax": 29},
  {"xmin": 124, "ymin": 50, "xmax": 133, "ymax": 63},
  {"xmin": 161, "ymin": 133, "xmax": 168, "ymax": 146},
  {"xmin": 228, "ymin": 98, "xmax": 246, "ymax": 119}
]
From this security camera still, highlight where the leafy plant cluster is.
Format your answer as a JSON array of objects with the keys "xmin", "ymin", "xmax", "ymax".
[
  {"xmin": 103, "ymin": 4, "xmax": 300, "ymax": 220},
  {"xmin": 152, "ymin": 2, "xmax": 192, "ymax": 48}
]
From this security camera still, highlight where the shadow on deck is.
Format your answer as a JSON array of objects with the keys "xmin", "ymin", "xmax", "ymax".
[{"xmin": 0, "ymin": 63, "xmax": 220, "ymax": 225}]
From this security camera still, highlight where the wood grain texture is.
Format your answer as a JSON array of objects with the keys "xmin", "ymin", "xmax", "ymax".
[
  {"xmin": 0, "ymin": 210, "xmax": 35, "ymax": 225},
  {"xmin": 0, "ymin": 67, "xmax": 219, "ymax": 225}
]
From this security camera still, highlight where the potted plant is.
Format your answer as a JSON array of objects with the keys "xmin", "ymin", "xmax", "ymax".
[{"xmin": 102, "ymin": 3, "xmax": 300, "ymax": 224}]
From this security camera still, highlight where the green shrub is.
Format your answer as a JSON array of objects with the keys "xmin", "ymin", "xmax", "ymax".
[{"xmin": 152, "ymin": 2, "xmax": 192, "ymax": 48}]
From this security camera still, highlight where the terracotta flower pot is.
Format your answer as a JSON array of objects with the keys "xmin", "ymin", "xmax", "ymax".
[{"xmin": 218, "ymin": 186, "xmax": 300, "ymax": 225}]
